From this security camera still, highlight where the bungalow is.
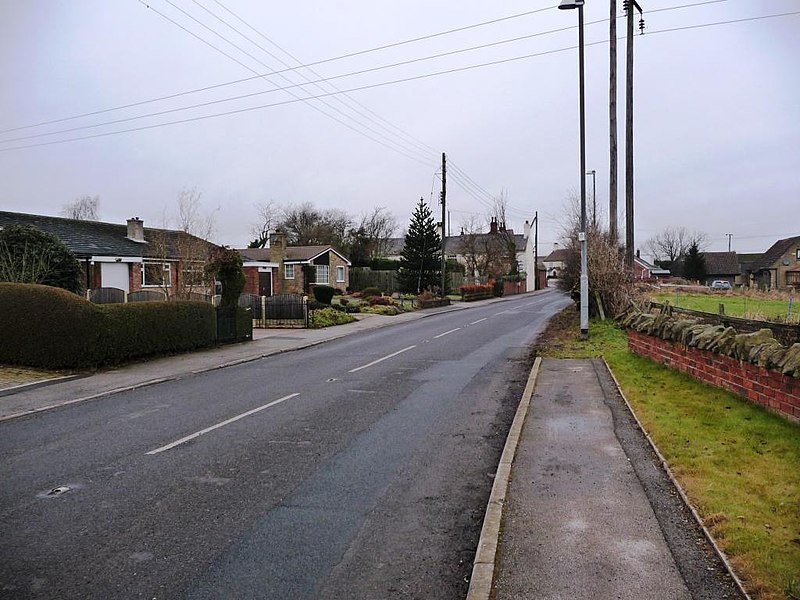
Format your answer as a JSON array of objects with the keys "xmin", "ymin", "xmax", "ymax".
[
  {"xmin": 0, "ymin": 211, "xmax": 216, "ymax": 296},
  {"xmin": 238, "ymin": 230, "xmax": 351, "ymax": 296},
  {"xmin": 542, "ymin": 245, "xmax": 571, "ymax": 281},
  {"xmin": 671, "ymin": 251, "xmax": 740, "ymax": 286}
]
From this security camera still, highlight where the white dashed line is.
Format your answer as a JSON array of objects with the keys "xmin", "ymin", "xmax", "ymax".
[
  {"xmin": 469, "ymin": 318, "xmax": 488, "ymax": 325},
  {"xmin": 349, "ymin": 346, "xmax": 416, "ymax": 373},
  {"xmin": 434, "ymin": 327, "xmax": 461, "ymax": 339},
  {"xmin": 146, "ymin": 393, "xmax": 300, "ymax": 455}
]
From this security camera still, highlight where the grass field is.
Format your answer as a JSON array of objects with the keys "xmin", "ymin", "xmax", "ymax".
[
  {"xmin": 536, "ymin": 311, "xmax": 800, "ymax": 600},
  {"xmin": 652, "ymin": 290, "xmax": 798, "ymax": 323}
]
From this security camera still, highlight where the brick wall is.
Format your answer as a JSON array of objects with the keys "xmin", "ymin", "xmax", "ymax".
[
  {"xmin": 628, "ymin": 330, "xmax": 800, "ymax": 422},
  {"xmin": 243, "ymin": 267, "xmax": 259, "ymax": 295}
]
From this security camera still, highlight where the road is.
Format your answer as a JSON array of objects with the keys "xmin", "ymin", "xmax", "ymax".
[{"xmin": 0, "ymin": 290, "xmax": 570, "ymax": 600}]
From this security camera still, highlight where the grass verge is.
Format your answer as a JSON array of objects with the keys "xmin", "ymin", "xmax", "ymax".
[{"xmin": 534, "ymin": 308, "xmax": 800, "ymax": 600}]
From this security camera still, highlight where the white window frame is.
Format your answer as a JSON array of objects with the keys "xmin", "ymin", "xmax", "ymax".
[
  {"xmin": 142, "ymin": 261, "xmax": 171, "ymax": 287},
  {"xmin": 284, "ymin": 264, "xmax": 295, "ymax": 279},
  {"xmin": 315, "ymin": 265, "xmax": 330, "ymax": 285},
  {"xmin": 336, "ymin": 265, "xmax": 345, "ymax": 283}
]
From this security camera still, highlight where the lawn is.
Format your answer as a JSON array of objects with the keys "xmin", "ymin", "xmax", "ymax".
[
  {"xmin": 535, "ymin": 309, "xmax": 800, "ymax": 600},
  {"xmin": 652, "ymin": 290, "xmax": 798, "ymax": 323}
]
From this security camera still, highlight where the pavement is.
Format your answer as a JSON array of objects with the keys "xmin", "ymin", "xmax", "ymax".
[{"xmin": 0, "ymin": 295, "xmax": 747, "ymax": 599}]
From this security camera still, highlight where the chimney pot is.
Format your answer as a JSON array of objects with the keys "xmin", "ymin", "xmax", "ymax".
[{"xmin": 126, "ymin": 217, "xmax": 145, "ymax": 242}]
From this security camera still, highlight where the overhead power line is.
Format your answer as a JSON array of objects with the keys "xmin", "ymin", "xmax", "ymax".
[
  {"xmin": 1, "ymin": 0, "xmax": 732, "ymax": 137},
  {"xmin": 0, "ymin": 4, "xmax": 555, "ymax": 136},
  {"xmin": 2, "ymin": 9, "xmax": 797, "ymax": 153}
]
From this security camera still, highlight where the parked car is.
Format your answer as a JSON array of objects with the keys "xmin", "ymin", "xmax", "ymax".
[{"xmin": 710, "ymin": 280, "xmax": 732, "ymax": 290}]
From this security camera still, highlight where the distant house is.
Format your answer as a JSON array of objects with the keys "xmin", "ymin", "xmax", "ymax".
[
  {"xmin": 238, "ymin": 230, "xmax": 351, "ymax": 296},
  {"xmin": 633, "ymin": 253, "xmax": 671, "ymax": 280},
  {"xmin": 0, "ymin": 211, "xmax": 216, "ymax": 295},
  {"xmin": 381, "ymin": 217, "xmax": 542, "ymax": 292},
  {"xmin": 672, "ymin": 251, "xmax": 740, "ymax": 285},
  {"xmin": 744, "ymin": 235, "xmax": 800, "ymax": 290},
  {"xmin": 542, "ymin": 245, "xmax": 571, "ymax": 281},
  {"xmin": 735, "ymin": 252, "xmax": 763, "ymax": 287}
]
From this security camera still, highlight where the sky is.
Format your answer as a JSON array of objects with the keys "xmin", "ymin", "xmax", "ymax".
[{"xmin": 1, "ymin": 0, "xmax": 798, "ymax": 257}]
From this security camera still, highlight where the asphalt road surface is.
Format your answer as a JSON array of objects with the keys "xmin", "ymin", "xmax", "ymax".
[{"xmin": 1, "ymin": 290, "xmax": 570, "ymax": 600}]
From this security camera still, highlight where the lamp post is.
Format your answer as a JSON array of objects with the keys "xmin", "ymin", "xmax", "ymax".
[
  {"xmin": 587, "ymin": 169, "xmax": 596, "ymax": 229},
  {"xmin": 559, "ymin": 0, "xmax": 588, "ymax": 340}
]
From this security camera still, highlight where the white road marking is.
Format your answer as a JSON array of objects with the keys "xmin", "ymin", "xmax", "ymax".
[
  {"xmin": 469, "ymin": 318, "xmax": 488, "ymax": 325},
  {"xmin": 434, "ymin": 327, "xmax": 461, "ymax": 339},
  {"xmin": 348, "ymin": 346, "xmax": 416, "ymax": 373},
  {"xmin": 146, "ymin": 393, "xmax": 300, "ymax": 455}
]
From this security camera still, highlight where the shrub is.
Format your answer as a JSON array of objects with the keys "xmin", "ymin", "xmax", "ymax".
[
  {"xmin": 0, "ymin": 225, "xmax": 83, "ymax": 293},
  {"xmin": 361, "ymin": 286, "xmax": 382, "ymax": 298},
  {"xmin": 206, "ymin": 246, "xmax": 244, "ymax": 308},
  {"xmin": 339, "ymin": 297, "xmax": 350, "ymax": 306},
  {"xmin": 313, "ymin": 285, "xmax": 335, "ymax": 304},
  {"xmin": 0, "ymin": 283, "xmax": 218, "ymax": 369},
  {"xmin": 368, "ymin": 296, "xmax": 393, "ymax": 306},
  {"xmin": 361, "ymin": 305, "xmax": 401, "ymax": 316},
  {"xmin": 460, "ymin": 284, "xmax": 493, "ymax": 297},
  {"xmin": 492, "ymin": 280, "xmax": 504, "ymax": 297},
  {"xmin": 309, "ymin": 307, "xmax": 357, "ymax": 328}
]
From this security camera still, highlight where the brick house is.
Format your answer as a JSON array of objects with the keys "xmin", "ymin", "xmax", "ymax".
[
  {"xmin": 238, "ymin": 230, "xmax": 351, "ymax": 296},
  {"xmin": 0, "ymin": 211, "xmax": 217, "ymax": 296},
  {"xmin": 633, "ymin": 252, "xmax": 671, "ymax": 280}
]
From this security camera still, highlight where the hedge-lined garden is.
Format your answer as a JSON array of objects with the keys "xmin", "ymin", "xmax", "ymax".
[{"xmin": 0, "ymin": 283, "xmax": 219, "ymax": 369}]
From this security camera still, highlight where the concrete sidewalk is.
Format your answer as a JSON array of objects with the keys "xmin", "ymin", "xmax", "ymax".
[{"xmin": 488, "ymin": 359, "xmax": 745, "ymax": 600}]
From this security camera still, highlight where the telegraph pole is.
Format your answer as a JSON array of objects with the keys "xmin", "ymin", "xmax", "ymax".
[
  {"xmin": 609, "ymin": 0, "xmax": 618, "ymax": 244},
  {"xmin": 624, "ymin": 0, "xmax": 644, "ymax": 268},
  {"xmin": 534, "ymin": 211, "xmax": 539, "ymax": 290},
  {"xmin": 440, "ymin": 152, "xmax": 447, "ymax": 297}
]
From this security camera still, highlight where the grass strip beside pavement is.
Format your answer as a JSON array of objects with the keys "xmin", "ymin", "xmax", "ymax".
[{"xmin": 535, "ymin": 309, "xmax": 800, "ymax": 600}]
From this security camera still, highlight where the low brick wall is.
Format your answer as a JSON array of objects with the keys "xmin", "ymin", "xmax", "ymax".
[{"xmin": 628, "ymin": 330, "xmax": 800, "ymax": 422}]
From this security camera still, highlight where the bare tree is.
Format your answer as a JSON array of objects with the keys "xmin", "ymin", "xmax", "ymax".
[
  {"xmin": 151, "ymin": 188, "xmax": 217, "ymax": 299},
  {"xmin": 62, "ymin": 195, "xmax": 99, "ymax": 221},
  {"xmin": 355, "ymin": 206, "xmax": 396, "ymax": 259},
  {"xmin": 280, "ymin": 202, "xmax": 352, "ymax": 247},
  {"xmin": 645, "ymin": 226, "xmax": 708, "ymax": 264},
  {"xmin": 249, "ymin": 199, "xmax": 279, "ymax": 248},
  {"xmin": 489, "ymin": 190, "xmax": 521, "ymax": 276}
]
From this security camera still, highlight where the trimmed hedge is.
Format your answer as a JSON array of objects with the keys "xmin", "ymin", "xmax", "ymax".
[
  {"xmin": 313, "ymin": 285, "xmax": 335, "ymax": 305},
  {"xmin": 0, "ymin": 283, "xmax": 217, "ymax": 369}
]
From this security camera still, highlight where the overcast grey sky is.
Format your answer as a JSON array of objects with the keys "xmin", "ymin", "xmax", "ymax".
[{"xmin": 1, "ymin": 1, "xmax": 798, "ymax": 255}]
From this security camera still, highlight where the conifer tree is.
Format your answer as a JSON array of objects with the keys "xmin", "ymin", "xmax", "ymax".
[
  {"xmin": 683, "ymin": 242, "xmax": 707, "ymax": 283},
  {"xmin": 398, "ymin": 198, "xmax": 442, "ymax": 293}
]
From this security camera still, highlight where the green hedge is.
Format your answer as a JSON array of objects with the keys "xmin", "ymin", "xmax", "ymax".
[{"xmin": 0, "ymin": 283, "xmax": 217, "ymax": 369}]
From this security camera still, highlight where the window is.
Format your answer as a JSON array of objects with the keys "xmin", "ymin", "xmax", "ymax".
[
  {"xmin": 182, "ymin": 264, "xmax": 205, "ymax": 287},
  {"xmin": 787, "ymin": 271, "xmax": 800, "ymax": 286},
  {"xmin": 336, "ymin": 266, "xmax": 345, "ymax": 283},
  {"xmin": 142, "ymin": 261, "xmax": 171, "ymax": 287},
  {"xmin": 796, "ymin": 248, "xmax": 800, "ymax": 261},
  {"xmin": 315, "ymin": 265, "xmax": 329, "ymax": 284},
  {"xmin": 284, "ymin": 264, "xmax": 295, "ymax": 279}
]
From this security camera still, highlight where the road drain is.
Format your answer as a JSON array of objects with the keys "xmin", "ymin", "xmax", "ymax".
[{"xmin": 37, "ymin": 485, "xmax": 74, "ymax": 499}]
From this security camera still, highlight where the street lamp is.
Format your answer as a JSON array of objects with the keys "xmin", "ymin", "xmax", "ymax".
[
  {"xmin": 587, "ymin": 169, "xmax": 596, "ymax": 229},
  {"xmin": 559, "ymin": 0, "xmax": 589, "ymax": 340}
]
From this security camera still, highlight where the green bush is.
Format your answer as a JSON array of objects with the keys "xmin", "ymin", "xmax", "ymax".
[
  {"xmin": 361, "ymin": 286, "xmax": 382, "ymax": 298},
  {"xmin": 0, "ymin": 283, "xmax": 217, "ymax": 369},
  {"xmin": 361, "ymin": 305, "xmax": 401, "ymax": 316},
  {"xmin": 236, "ymin": 306, "xmax": 253, "ymax": 341},
  {"xmin": 369, "ymin": 258, "xmax": 401, "ymax": 271},
  {"xmin": 313, "ymin": 285, "xmax": 335, "ymax": 304},
  {"xmin": 309, "ymin": 307, "xmax": 356, "ymax": 328}
]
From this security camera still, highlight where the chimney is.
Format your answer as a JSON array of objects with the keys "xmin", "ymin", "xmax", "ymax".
[
  {"xmin": 553, "ymin": 242, "xmax": 560, "ymax": 251},
  {"xmin": 126, "ymin": 217, "xmax": 144, "ymax": 242},
  {"xmin": 636, "ymin": 249, "xmax": 640, "ymax": 258},
  {"xmin": 490, "ymin": 217, "xmax": 498, "ymax": 235},
  {"xmin": 269, "ymin": 229, "xmax": 287, "ymax": 290},
  {"xmin": 524, "ymin": 220, "xmax": 531, "ymax": 238}
]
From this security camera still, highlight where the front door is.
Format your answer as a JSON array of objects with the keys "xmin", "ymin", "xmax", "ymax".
[{"xmin": 258, "ymin": 271, "xmax": 272, "ymax": 296}]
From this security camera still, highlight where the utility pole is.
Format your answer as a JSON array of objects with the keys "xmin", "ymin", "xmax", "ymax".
[
  {"xmin": 587, "ymin": 169, "xmax": 596, "ymax": 229},
  {"xmin": 726, "ymin": 233, "xmax": 733, "ymax": 252},
  {"xmin": 624, "ymin": 0, "xmax": 644, "ymax": 269},
  {"xmin": 534, "ymin": 211, "xmax": 539, "ymax": 291},
  {"xmin": 440, "ymin": 152, "xmax": 447, "ymax": 297},
  {"xmin": 609, "ymin": 0, "xmax": 618, "ymax": 244}
]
